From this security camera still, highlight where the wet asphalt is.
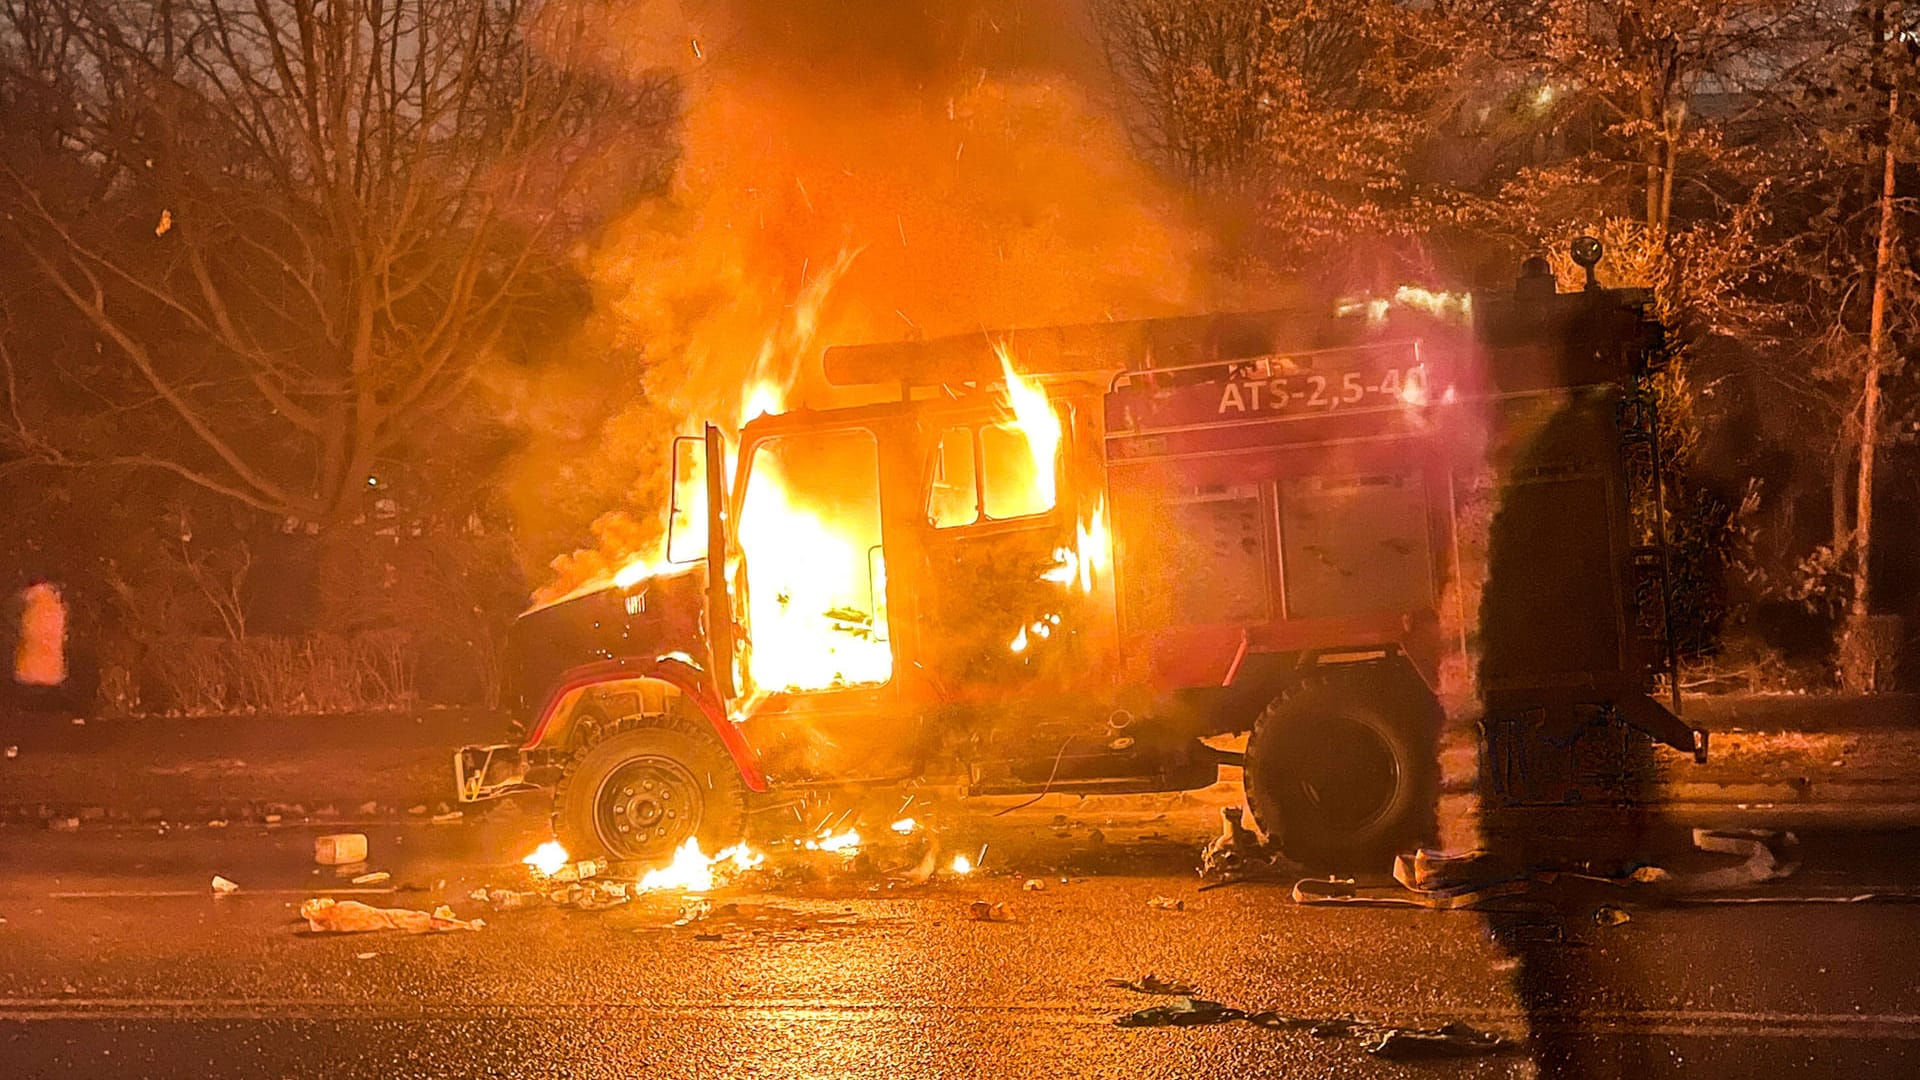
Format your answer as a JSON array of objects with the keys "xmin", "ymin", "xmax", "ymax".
[{"xmin": 1, "ymin": 799, "xmax": 1917, "ymax": 1079}]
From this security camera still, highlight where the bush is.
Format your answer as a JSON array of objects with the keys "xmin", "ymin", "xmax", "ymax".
[{"xmin": 129, "ymin": 632, "xmax": 421, "ymax": 715}]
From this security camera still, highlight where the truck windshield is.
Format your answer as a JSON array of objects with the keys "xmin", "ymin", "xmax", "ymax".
[{"xmin": 736, "ymin": 428, "xmax": 892, "ymax": 692}]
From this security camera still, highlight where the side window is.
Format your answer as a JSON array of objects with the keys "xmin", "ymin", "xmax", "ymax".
[
  {"xmin": 927, "ymin": 417, "xmax": 1062, "ymax": 528},
  {"xmin": 981, "ymin": 423, "xmax": 1051, "ymax": 520}
]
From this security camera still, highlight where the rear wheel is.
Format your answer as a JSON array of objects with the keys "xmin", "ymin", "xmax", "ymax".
[
  {"xmin": 1243, "ymin": 665, "xmax": 1440, "ymax": 870},
  {"xmin": 554, "ymin": 713, "xmax": 747, "ymax": 864}
]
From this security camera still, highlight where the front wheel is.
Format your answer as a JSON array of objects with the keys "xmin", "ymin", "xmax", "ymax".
[
  {"xmin": 1243, "ymin": 665, "xmax": 1440, "ymax": 870},
  {"xmin": 554, "ymin": 714, "xmax": 747, "ymax": 864}
]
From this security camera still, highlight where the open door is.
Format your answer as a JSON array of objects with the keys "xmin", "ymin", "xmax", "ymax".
[{"xmin": 703, "ymin": 422, "xmax": 736, "ymax": 700}]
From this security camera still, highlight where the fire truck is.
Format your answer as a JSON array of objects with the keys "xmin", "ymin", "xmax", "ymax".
[{"xmin": 458, "ymin": 241, "xmax": 1706, "ymax": 868}]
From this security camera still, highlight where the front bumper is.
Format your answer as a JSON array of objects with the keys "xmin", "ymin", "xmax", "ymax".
[{"xmin": 455, "ymin": 743, "xmax": 542, "ymax": 803}]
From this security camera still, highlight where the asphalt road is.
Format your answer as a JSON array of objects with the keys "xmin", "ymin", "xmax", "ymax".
[{"xmin": 1, "ymin": 801, "xmax": 1917, "ymax": 1079}]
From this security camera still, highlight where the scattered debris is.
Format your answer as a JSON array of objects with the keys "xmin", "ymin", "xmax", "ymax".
[
  {"xmin": 1592, "ymin": 905, "xmax": 1632, "ymax": 927},
  {"xmin": 469, "ymin": 888, "xmax": 541, "ymax": 910},
  {"xmin": 895, "ymin": 847, "xmax": 938, "ymax": 885},
  {"xmin": 1023, "ymin": 878, "xmax": 1047, "ymax": 891},
  {"xmin": 350, "ymin": 871, "xmax": 390, "ymax": 886},
  {"xmin": 949, "ymin": 854, "xmax": 974, "ymax": 876},
  {"xmin": 1146, "ymin": 895, "xmax": 1185, "ymax": 911},
  {"xmin": 210, "ymin": 875, "xmax": 240, "ymax": 896},
  {"xmin": 1105, "ymin": 974, "xmax": 1199, "ymax": 996},
  {"xmin": 354, "ymin": 952, "xmax": 377, "ymax": 960},
  {"xmin": 430, "ymin": 810, "xmax": 464, "ymax": 824},
  {"xmin": 315, "ymin": 833, "xmax": 369, "ymax": 866},
  {"xmin": 1666, "ymin": 829, "xmax": 1800, "ymax": 892},
  {"xmin": 263, "ymin": 814, "xmax": 283, "ymax": 824},
  {"xmin": 1367, "ymin": 1021, "xmax": 1509, "ymax": 1060},
  {"xmin": 299, "ymin": 898, "xmax": 483, "ymax": 934},
  {"xmin": 357, "ymin": 801, "xmax": 381, "ymax": 816},
  {"xmin": 1112, "ymin": 992, "xmax": 1512, "ymax": 1059},
  {"xmin": 4, "ymin": 745, "xmax": 16, "ymax": 759},
  {"xmin": 1199, "ymin": 807, "xmax": 1261, "ymax": 880},
  {"xmin": 407, "ymin": 805, "xmax": 428, "ymax": 816},
  {"xmin": 1115, "ymin": 996, "xmax": 1238, "ymax": 1027},
  {"xmin": 966, "ymin": 899, "xmax": 1008, "ymax": 922},
  {"xmin": 548, "ymin": 859, "xmax": 607, "ymax": 884},
  {"xmin": 48, "ymin": 817, "xmax": 80, "ymax": 833}
]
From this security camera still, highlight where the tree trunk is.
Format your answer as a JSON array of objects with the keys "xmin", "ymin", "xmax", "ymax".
[{"xmin": 1841, "ymin": 66, "xmax": 1901, "ymax": 691}]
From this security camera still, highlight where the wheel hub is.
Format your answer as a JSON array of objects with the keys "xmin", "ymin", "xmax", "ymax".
[
  {"xmin": 1291, "ymin": 717, "xmax": 1401, "ymax": 832},
  {"xmin": 595, "ymin": 757, "xmax": 702, "ymax": 859}
]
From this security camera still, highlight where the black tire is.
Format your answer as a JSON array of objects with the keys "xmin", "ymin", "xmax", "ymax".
[
  {"xmin": 553, "ymin": 713, "xmax": 747, "ymax": 864},
  {"xmin": 1243, "ymin": 665, "xmax": 1440, "ymax": 870}
]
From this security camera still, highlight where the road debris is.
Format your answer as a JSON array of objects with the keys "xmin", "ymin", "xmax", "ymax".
[
  {"xmin": 350, "ymin": 871, "xmax": 390, "ymax": 886},
  {"xmin": 469, "ymin": 888, "xmax": 541, "ymax": 910},
  {"xmin": 210, "ymin": 875, "xmax": 240, "ymax": 895},
  {"xmin": 49, "ymin": 816, "xmax": 80, "ymax": 832},
  {"xmin": 1115, "ymin": 996, "xmax": 1238, "ymax": 1027},
  {"xmin": 1292, "ymin": 830, "xmax": 1805, "ymax": 912},
  {"xmin": 1366, "ymin": 1020, "xmax": 1510, "ymax": 1059},
  {"xmin": 1667, "ymin": 829, "xmax": 1800, "ymax": 892},
  {"xmin": 967, "ymin": 899, "xmax": 1008, "ymax": 922},
  {"xmin": 1593, "ymin": 905, "xmax": 1633, "ymax": 927},
  {"xmin": 1112, "ymin": 991, "xmax": 1512, "ymax": 1058},
  {"xmin": 1146, "ymin": 895, "xmax": 1185, "ymax": 911},
  {"xmin": 1105, "ymin": 974, "xmax": 1199, "ymax": 996},
  {"xmin": 430, "ymin": 810, "xmax": 464, "ymax": 824},
  {"xmin": 354, "ymin": 952, "xmax": 377, "ymax": 960},
  {"xmin": 1023, "ymin": 878, "xmax": 1047, "ymax": 891},
  {"xmin": 1197, "ymin": 806, "xmax": 1304, "ymax": 890},
  {"xmin": 314, "ymin": 833, "xmax": 369, "ymax": 866},
  {"xmin": 299, "ymin": 898, "xmax": 483, "ymax": 934}
]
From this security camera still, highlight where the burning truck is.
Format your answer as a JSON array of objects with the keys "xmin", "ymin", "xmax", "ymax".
[{"xmin": 458, "ymin": 241, "xmax": 1707, "ymax": 870}]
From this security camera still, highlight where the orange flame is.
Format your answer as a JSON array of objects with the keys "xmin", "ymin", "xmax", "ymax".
[
  {"xmin": 996, "ymin": 343, "xmax": 1060, "ymax": 509},
  {"xmin": 635, "ymin": 839, "xmax": 765, "ymax": 893}
]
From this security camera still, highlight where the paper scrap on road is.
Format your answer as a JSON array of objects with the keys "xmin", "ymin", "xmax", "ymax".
[
  {"xmin": 299, "ymin": 897, "xmax": 483, "ymax": 934},
  {"xmin": 210, "ymin": 875, "xmax": 240, "ymax": 896}
]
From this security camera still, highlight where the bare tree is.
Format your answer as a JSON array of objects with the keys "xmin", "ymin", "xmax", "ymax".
[
  {"xmin": 0, "ymin": 0, "xmax": 675, "ymax": 522},
  {"xmin": 1090, "ymin": 0, "xmax": 1463, "ymax": 279}
]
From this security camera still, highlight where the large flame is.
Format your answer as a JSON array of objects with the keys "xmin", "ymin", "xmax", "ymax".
[
  {"xmin": 735, "ymin": 439, "xmax": 893, "ymax": 693},
  {"xmin": 523, "ymin": 840, "xmax": 570, "ymax": 876},
  {"xmin": 996, "ymin": 343, "xmax": 1061, "ymax": 510},
  {"xmin": 636, "ymin": 839, "xmax": 765, "ymax": 893}
]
